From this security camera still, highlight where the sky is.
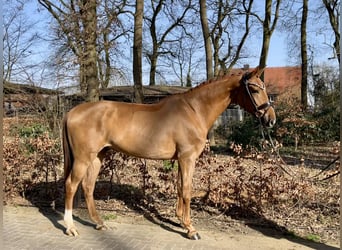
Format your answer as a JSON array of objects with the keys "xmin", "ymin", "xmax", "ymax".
[
  {"xmin": 251, "ymin": 30, "xmax": 338, "ymax": 68},
  {"xmin": 266, "ymin": 34, "xmax": 288, "ymax": 67}
]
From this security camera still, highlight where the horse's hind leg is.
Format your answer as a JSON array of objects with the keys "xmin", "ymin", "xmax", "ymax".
[
  {"xmin": 81, "ymin": 155, "xmax": 107, "ymax": 230},
  {"xmin": 64, "ymin": 160, "xmax": 88, "ymax": 236}
]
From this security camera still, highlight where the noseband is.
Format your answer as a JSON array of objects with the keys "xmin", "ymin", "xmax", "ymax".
[{"xmin": 242, "ymin": 74, "xmax": 271, "ymax": 118}]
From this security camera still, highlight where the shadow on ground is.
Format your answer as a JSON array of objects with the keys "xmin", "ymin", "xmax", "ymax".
[{"xmin": 23, "ymin": 180, "xmax": 338, "ymax": 250}]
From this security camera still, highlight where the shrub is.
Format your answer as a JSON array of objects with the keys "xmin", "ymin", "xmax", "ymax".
[
  {"xmin": 273, "ymin": 65, "xmax": 340, "ymax": 145},
  {"xmin": 226, "ymin": 114, "xmax": 264, "ymax": 149},
  {"xmin": 3, "ymin": 119, "xmax": 62, "ymax": 202},
  {"xmin": 19, "ymin": 123, "xmax": 48, "ymax": 138}
]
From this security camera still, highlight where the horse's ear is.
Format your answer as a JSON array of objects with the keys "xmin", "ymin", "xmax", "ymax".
[
  {"xmin": 252, "ymin": 66, "xmax": 265, "ymax": 78},
  {"xmin": 242, "ymin": 66, "xmax": 266, "ymax": 81}
]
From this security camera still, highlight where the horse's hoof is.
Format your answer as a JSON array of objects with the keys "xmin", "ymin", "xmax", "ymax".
[
  {"xmin": 95, "ymin": 224, "xmax": 109, "ymax": 231},
  {"xmin": 66, "ymin": 227, "xmax": 79, "ymax": 237},
  {"xmin": 188, "ymin": 231, "xmax": 201, "ymax": 240}
]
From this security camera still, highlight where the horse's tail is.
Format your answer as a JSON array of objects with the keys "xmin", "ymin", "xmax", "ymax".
[{"xmin": 62, "ymin": 114, "xmax": 73, "ymax": 181}]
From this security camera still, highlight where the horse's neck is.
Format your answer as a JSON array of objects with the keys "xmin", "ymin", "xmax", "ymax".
[{"xmin": 186, "ymin": 76, "xmax": 239, "ymax": 130}]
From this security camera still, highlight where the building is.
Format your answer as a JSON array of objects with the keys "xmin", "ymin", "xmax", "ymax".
[
  {"xmin": 263, "ymin": 66, "xmax": 301, "ymax": 102},
  {"xmin": 3, "ymin": 81, "xmax": 63, "ymax": 116},
  {"xmin": 231, "ymin": 65, "xmax": 302, "ymax": 102}
]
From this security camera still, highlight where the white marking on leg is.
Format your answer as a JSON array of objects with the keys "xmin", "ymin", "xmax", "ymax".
[
  {"xmin": 64, "ymin": 208, "xmax": 79, "ymax": 236},
  {"xmin": 64, "ymin": 209, "xmax": 73, "ymax": 227}
]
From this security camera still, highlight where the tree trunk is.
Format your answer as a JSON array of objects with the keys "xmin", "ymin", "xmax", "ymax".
[
  {"xmin": 200, "ymin": 0, "xmax": 215, "ymax": 145},
  {"xmin": 79, "ymin": 61, "xmax": 87, "ymax": 94},
  {"xmin": 148, "ymin": 0, "xmax": 163, "ymax": 86},
  {"xmin": 82, "ymin": 0, "xmax": 99, "ymax": 102},
  {"xmin": 186, "ymin": 71, "xmax": 192, "ymax": 87},
  {"xmin": 103, "ymin": 30, "xmax": 111, "ymax": 89},
  {"xmin": 258, "ymin": 0, "xmax": 281, "ymax": 80},
  {"xmin": 133, "ymin": 0, "xmax": 144, "ymax": 103},
  {"xmin": 200, "ymin": 0, "xmax": 213, "ymax": 80},
  {"xmin": 300, "ymin": 0, "xmax": 308, "ymax": 110},
  {"xmin": 259, "ymin": 0, "xmax": 272, "ymax": 80},
  {"xmin": 149, "ymin": 55, "xmax": 157, "ymax": 86}
]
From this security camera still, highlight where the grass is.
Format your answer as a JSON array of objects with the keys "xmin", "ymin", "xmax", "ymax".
[
  {"xmin": 163, "ymin": 160, "xmax": 178, "ymax": 172},
  {"xmin": 285, "ymin": 231, "xmax": 321, "ymax": 243},
  {"xmin": 103, "ymin": 213, "xmax": 118, "ymax": 221},
  {"xmin": 306, "ymin": 234, "xmax": 321, "ymax": 242}
]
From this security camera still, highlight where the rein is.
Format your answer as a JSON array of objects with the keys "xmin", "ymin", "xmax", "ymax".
[{"xmin": 259, "ymin": 123, "xmax": 340, "ymax": 182}]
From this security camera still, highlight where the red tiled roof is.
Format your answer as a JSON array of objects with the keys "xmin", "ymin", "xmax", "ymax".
[
  {"xmin": 263, "ymin": 66, "xmax": 301, "ymax": 95},
  {"xmin": 230, "ymin": 66, "xmax": 301, "ymax": 96}
]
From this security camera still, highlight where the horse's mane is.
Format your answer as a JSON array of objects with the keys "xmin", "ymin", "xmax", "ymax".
[
  {"xmin": 184, "ymin": 70, "xmax": 245, "ymax": 94},
  {"xmin": 158, "ymin": 70, "xmax": 246, "ymax": 102}
]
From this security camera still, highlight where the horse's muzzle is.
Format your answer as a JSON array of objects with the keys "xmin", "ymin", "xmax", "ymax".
[{"xmin": 261, "ymin": 107, "xmax": 276, "ymax": 128}]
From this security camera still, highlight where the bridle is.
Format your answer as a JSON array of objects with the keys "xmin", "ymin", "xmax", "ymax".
[{"xmin": 241, "ymin": 74, "xmax": 272, "ymax": 118}]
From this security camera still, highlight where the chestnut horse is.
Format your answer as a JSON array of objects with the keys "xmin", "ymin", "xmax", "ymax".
[{"xmin": 62, "ymin": 66, "xmax": 276, "ymax": 240}]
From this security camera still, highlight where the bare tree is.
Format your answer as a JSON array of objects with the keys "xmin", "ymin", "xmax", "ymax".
[
  {"xmin": 214, "ymin": 0, "xmax": 254, "ymax": 74},
  {"xmin": 279, "ymin": 1, "xmax": 316, "ymax": 110},
  {"xmin": 3, "ymin": 0, "xmax": 41, "ymax": 83},
  {"xmin": 200, "ymin": 0, "xmax": 254, "ymax": 77},
  {"xmin": 39, "ymin": 0, "xmax": 130, "ymax": 101},
  {"xmin": 168, "ymin": 32, "xmax": 202, "ymax": 87},
  {"xmin": 144, "ymin": 0, "xmax": 193, "ymax": 86},
  {"xmin": 199, "ymin": 0, "xmax": 254, "ymax": 146},
  {"xmin": 322, "ymin": 0, "xmax": 340, "ymax": 64},
  {"xmin": 38, "ymin": 0, "xmax": 99, "ymax": 101},
  {"xmin": 280, "ymin": 0, "xmax": 339, "ymax": 110},
  {"xmin": 97, "ymin": 0, "xmax": 131, "ymax": 89}
]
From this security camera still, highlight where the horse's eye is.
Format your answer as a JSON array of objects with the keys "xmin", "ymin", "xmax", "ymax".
[{"xmin": 250, "ymin": 88, "xmax": 259, "ymax": 94}]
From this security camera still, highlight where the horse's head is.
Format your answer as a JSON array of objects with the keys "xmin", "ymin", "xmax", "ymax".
[{"xmin": 234, "ymin": 66, "xmax": 276, "ymax": 128}]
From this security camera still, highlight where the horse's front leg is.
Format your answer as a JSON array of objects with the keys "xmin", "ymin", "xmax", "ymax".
[{"xmin": 177, "ymin": 156, "xmax": 201, "ymax": 240}]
